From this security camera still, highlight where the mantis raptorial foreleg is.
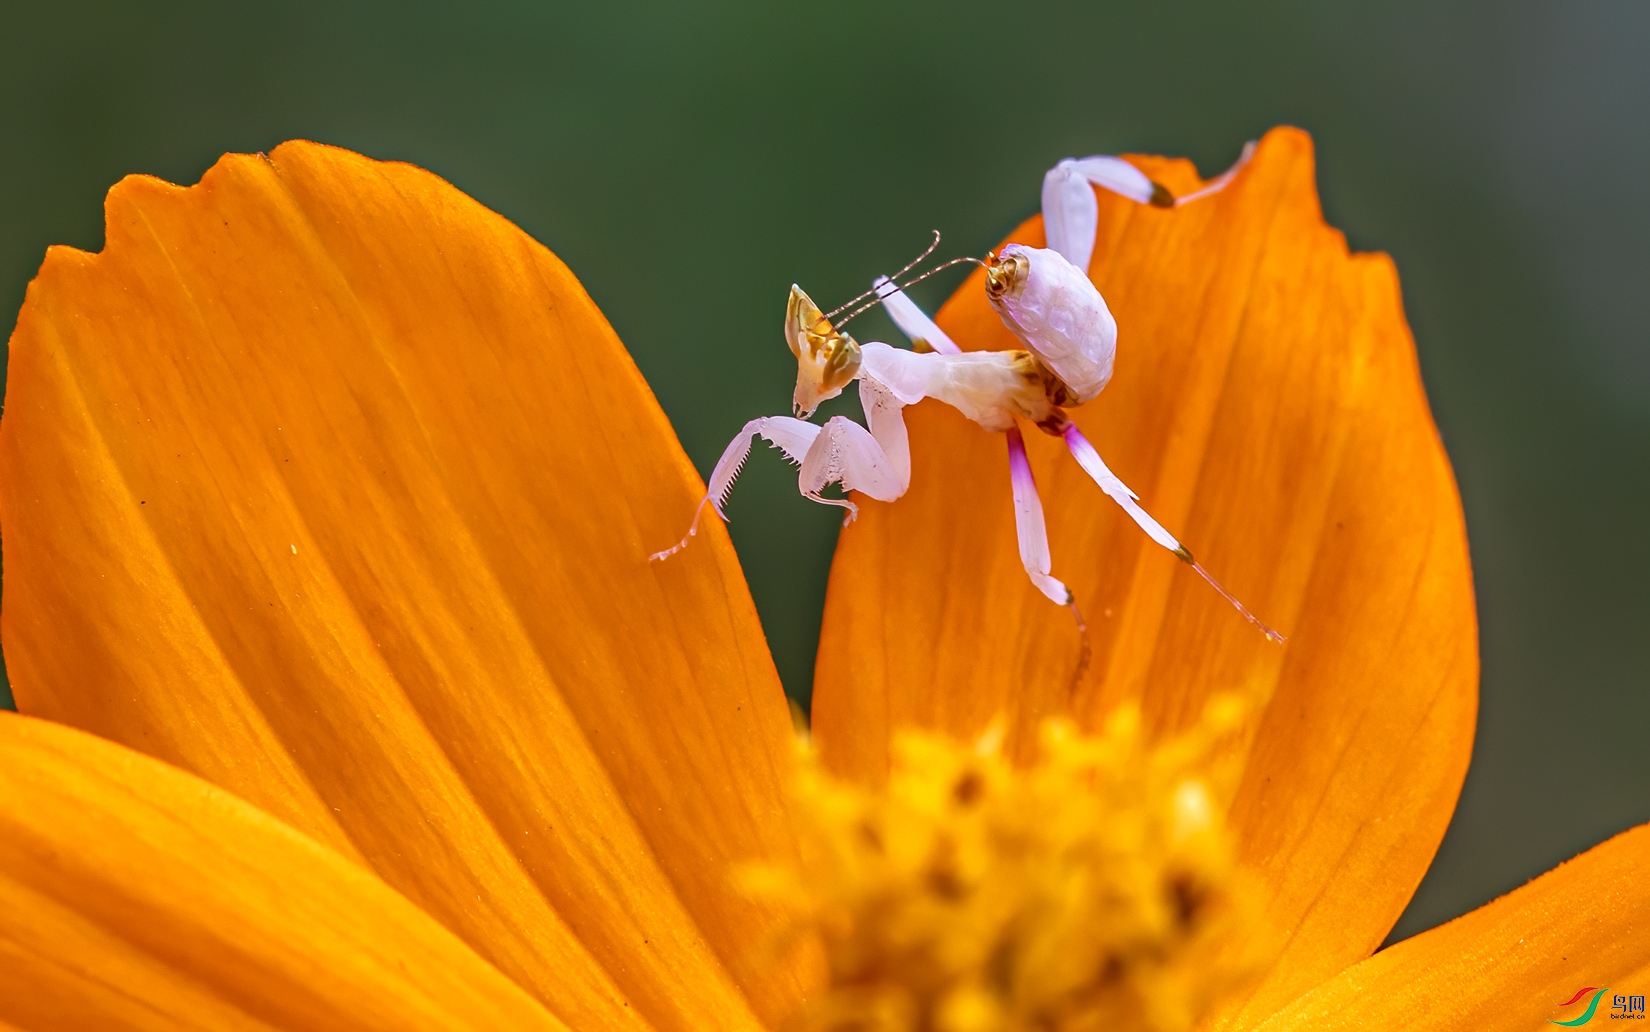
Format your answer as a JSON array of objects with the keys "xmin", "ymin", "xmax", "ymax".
[
  {"xmin": 650, "ymin": 376, "xmax": 914, "ymax": 560},
  {"xmin": 650, "ymin": 415, "xmax": 818, "ymax": 561},
  {"xmin": 798, "ymin": 379, "xmax": 913, "ymax": 522}
]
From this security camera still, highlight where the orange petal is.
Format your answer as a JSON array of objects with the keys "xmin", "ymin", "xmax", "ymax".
[
  {"xmin": 1252, "ymin": 823, "xmax": 1650, "ymax": 1031},
  {"xmin": 813, "ymin": 128, "xmax": 1476, "ymax": 1013},
  {"xmin": 0, "ymin": 712, "xmax": 568, "ymax": 1031},
  {"xmin": 0, "ymin": 143, "xmax": 815, "ymax": 1030}
]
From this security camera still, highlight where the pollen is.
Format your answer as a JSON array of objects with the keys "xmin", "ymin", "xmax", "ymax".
[{"xmin": 745, "ymin": 698, "xmax": 1267, "ymax": 1032}]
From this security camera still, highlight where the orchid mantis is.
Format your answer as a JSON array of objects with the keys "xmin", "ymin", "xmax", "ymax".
[{"xmin": 652, "ymin": 144, "xmax": 1282, "ymax": 644}]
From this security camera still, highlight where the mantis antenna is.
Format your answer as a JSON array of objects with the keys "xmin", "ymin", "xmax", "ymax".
[
  {"xmin": 823, "ymin": 231, "xmax": 943, "ymax": 322},
  {"xmin": 833, "ymin": 255, "xmax": 985, "ymax": 330},
  {"xmin": 823, "ymin": 231, "xmax": 988, "ymax": 330}
]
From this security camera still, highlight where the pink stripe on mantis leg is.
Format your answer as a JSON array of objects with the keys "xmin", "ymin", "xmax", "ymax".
[
  {"xmin": 1006, "ymin": 426, "xmax": 1071, "ymax": 605},
  {"xmin": 1007, "ymin": 427, "xmax": 1092, "ymax": 688},
  {"xmin": 1061, "ymin": 423, "xmax": 1284, "ymax": 643}
]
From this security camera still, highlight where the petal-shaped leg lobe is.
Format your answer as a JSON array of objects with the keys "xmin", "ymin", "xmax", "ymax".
[
  {"xmin": 0, "ymin": 143, "xmax": 819, "ymax": 1031},
  {"xmin": 1043, "ymin": 155, "xmax": 1171, "ymax": 272},
  {"xmin": 795, "ymin": 379, "xmax": 915, "ymax": 513},
  {"xmin": 1042, "ymin": 160, "xmax": 1103, "ymax": 273},
  {"xmin": 814, "ymin": 128, "xmax": 1476, "ymax": 1016},
  {"xmin": 0, "ymin": 714, "xmax": 565, "ymax": 1032},
  {"xmin": 854, "ymin": 377, "xmax": 914, "ymax": 498},
  {"xmin": 799, "ymin": 416, "xmax": 897, "ymax": 517}
]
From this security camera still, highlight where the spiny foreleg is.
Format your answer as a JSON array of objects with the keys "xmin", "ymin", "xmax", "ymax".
[
  {"xmin": 797, "ymin": 378, "xmax": 913, "ymax": 525},
  {"xmin": 650, "ymin": 415, "xmax": 821, "ymax": 561}
]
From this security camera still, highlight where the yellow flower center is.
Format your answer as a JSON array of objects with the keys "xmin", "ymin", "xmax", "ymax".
[{"xmin": 747, "ymin": 699, "xmax": 1265, "ymax": 1032}]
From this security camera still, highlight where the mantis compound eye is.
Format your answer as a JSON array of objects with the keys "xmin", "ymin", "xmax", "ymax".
[{"xmin": 983, "ymin": 248, "xmax": 1031, "ymax": 300}]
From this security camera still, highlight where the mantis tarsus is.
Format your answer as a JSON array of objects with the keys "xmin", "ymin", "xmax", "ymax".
[{"xmin": 652, "ymin": 143, "xmax": 1283, "ymax": 647}]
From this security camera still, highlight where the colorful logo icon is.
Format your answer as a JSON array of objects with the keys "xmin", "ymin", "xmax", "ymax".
[
  {"xmin": 1550, "ymin": 987, "xmax": 1648, "ymax": 1024},
  {"xmin": 1553, "ymin": 987, "xmax": 1609, "ymax": 1026}
]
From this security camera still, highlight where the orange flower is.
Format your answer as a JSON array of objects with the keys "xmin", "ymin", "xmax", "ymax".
[{"xmin": 0, "ymin": 130, "xmax": 1643, "ymax": 1030}]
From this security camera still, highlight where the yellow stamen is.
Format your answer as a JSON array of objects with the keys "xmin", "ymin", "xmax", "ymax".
[{"xmin": 744, "ymin": 699, "xmax": 1268, "ymax": 1032}]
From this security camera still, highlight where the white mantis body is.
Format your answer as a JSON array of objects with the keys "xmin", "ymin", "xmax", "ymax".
[{"xmin": 653, "ymin": 145, "xmax": 1282, "ymax": 644}]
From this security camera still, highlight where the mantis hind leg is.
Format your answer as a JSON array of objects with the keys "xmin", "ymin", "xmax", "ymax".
[
  {"xmin": 1060, "ymin": 422, "xmax": 1283, "ymax": 642},
  {"xmin": 1041, "ymin": 141, "xmax": 1258, "ymax": 274}
]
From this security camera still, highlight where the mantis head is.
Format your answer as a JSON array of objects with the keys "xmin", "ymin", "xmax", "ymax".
[
  {"xmin": 982, "ymin": 246, "xmax": 1032, "ymax": 303},
  {"xmin": 786, "ymin": 284, "xmax": 862, "ymax": 418}
]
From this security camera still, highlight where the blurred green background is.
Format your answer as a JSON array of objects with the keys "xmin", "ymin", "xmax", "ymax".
[{"xmin": 1, "ymin": 0, "xmax": 1645, "ymax": 945}]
